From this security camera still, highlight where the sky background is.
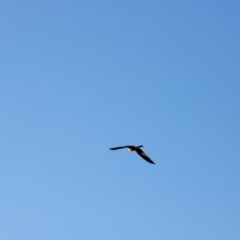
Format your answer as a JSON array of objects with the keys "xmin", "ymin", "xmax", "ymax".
[{"xmin": 0, "ymin": 1, "xmax": 240, "ymax": 239}]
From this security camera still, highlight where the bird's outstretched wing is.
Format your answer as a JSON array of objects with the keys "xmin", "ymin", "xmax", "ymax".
[
  {"xmin": 135, "ymin": 149, "xmax": 155, "ymax": 164},
  {"xmin": 109, "ymin": 145, "xmax": 132, "ymax": 150}
]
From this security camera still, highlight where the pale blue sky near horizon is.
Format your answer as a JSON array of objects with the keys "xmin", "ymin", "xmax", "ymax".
[{"xmin": 0, "ymin": 1, "xmax": 240, "ymax": 239}]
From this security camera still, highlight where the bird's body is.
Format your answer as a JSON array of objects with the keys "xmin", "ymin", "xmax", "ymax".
[{"xmin": 109, "ymin": 145, "xmax": 155, "ymax": 164}]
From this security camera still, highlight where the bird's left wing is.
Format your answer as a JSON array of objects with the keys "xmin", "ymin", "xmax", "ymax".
[{"xmin": 109, "ymin": 146, "xmax": 131, "ymax": 150}]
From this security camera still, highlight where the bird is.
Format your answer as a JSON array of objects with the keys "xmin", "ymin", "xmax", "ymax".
[{"xmin": 109, "ymin": 145, "xmax": 155, "ymax": 164}]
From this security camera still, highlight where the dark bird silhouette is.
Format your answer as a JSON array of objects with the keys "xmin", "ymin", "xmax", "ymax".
[{"xmin": 109, "ymin": 145, "xmax": 155, "ymax": 164}]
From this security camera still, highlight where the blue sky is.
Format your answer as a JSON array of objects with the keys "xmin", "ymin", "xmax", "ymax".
[{"xmin": 1, "ymin": 1, "xmax": 239, "ymax": 239}]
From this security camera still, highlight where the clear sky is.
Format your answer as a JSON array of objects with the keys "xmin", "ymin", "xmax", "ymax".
[{"xmin": 1, "ymin": 1, "xmax": 239, "ymax": 239}]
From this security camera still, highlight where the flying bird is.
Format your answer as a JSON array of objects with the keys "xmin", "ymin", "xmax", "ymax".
[{"xmin": 109, "ymin": 145, "xmax": 155, "ymax": 164}]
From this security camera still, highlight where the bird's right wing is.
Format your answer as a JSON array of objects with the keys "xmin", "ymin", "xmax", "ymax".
[
  {"xmin": 136, "ymin": 149, "xmax": 155, "ymax": 164},
  {"xmin": 109, "ymin": 146, "xmax": 131, "ymax": 150}
]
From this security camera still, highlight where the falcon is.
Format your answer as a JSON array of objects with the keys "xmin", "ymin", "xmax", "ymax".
[{"xmin": 109, "ymin": 145, "xmax": 155, "ymax": 164}]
